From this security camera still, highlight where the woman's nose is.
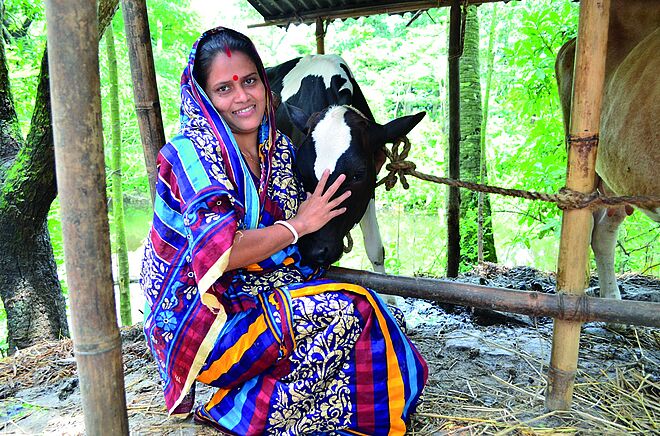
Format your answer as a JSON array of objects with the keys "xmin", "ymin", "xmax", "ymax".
[{"xmin": 234, "ymin": 85, "xmax": 249, "ymax": 102}]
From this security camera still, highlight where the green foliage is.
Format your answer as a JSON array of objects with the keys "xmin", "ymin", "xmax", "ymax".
[
  {"xmin": 0, "ymin": 298, "xmax": 7, "ymax": 357},
  {"xmin": 485, "ymin": 0, "xmax": 576, "ymax": 256},
  {"xmin": 4, "ymin": 0, "xmax": 46, "ymax": 135},
  {"xmin": 2, "ymin": 1, "xmax": 656, "ymax": 344},
  {"xmin": 98, "ymin": 2, "xmax": 200, "ymax": 206},
  {"xmin": 613, "ymin": 212, "xmax": 660, "ymax": 275}
]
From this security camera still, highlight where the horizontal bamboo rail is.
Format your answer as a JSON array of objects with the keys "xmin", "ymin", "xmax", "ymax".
[{"xmin": 326, "ymin": 267, "xmax": 660, "ymax": 328}]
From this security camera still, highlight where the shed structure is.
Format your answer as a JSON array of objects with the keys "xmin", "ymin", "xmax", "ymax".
[
  {"xmin": 247, "ymin": 0, "xmax": 508, "ymax": 26},
  {"xmin": 41, "ymin": 0, "xmax": 656, "ymax": 434}
]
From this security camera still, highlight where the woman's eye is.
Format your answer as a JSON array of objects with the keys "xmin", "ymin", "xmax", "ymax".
[
  {"xmin": 245, "ymin": 77, "xmax": 257, "ymax": 86},
  {"xmin": 217, "ymin": 85, "xmax": 230, "ymax": 93}
]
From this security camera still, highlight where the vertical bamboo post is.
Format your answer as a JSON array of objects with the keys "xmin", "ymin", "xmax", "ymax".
[
  {"xmin": 316, "ymin": 17, "xmax": 326, "ymax": 54},
  {"xmin": 447, "ymin": 0, "xmax": 461, "ymax": 277},
  {"xmin": 44, "ymin": 1, "xmax": 129, "ymax": 434},
  {"xmin": 121, "ymin": 0, "xmax": 165, "ymax": 203},
  {"xmin": 545, "ymin": 0, "xmax": 610, "ymax": 411}
]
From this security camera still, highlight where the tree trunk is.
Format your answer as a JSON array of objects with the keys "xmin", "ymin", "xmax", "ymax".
[
  {"xmin": 446, "ymin": 1, "xmax": 462, "ymax": 278},
  {"xmin": 106, "ymin": 22, "xmax": 131, "ymax": 326},
  {"xmin": 458, "ymin": 5, "xmax": 497, "ymax": 267},
  {"xmin": 0, "ymin": 0, "xmax": 119, "ymax": 351},
  {"xmin": 478, "ymin": 4, "xmax": 498, "ymax": 264}
]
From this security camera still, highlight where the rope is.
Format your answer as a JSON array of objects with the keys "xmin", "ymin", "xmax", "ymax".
[
  {"xmin": 343, "ymin": 232, "xmax": 353, "ymax": 254},
  {"xmin": 377, "ymin": 137, "xmax": 660, "ymax": 211}
]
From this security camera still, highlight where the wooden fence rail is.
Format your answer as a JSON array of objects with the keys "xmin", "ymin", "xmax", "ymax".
[{"xmin": 327, "ymin": 267, "xmax": 660, "ymax": 328}]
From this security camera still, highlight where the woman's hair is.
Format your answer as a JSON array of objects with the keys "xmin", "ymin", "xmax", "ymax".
[{"xmin": 193, "ymin": 28, "xmax": 267, "ymax": 91}]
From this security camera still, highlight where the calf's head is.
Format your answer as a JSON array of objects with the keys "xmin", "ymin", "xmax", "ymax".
[{"xmin": 286, "ymin": 104, "xmax": 425, "ymax": 267}]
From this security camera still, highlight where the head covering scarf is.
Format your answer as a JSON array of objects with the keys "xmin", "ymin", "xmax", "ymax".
[{"xmin": 140, "ymin": 27, "xmax": 313, "ymax": 413}]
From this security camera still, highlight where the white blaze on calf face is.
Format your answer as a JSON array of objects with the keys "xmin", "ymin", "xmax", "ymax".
[
  {"xmin": 312, "ymin": 106, "xmax": 352, "ymax": 180},
  {"xmin": 280, "ymin": 54, "xmax": 354, "ymax": 102}
]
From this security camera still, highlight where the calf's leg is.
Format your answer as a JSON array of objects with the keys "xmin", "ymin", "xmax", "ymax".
[
  {"xmin": 359, "ymin": 199, "xmax": 386, "ymax": 273},
  {"xmin": 359, "ymin": 199, "xmax": 405, "ymax": 307}
]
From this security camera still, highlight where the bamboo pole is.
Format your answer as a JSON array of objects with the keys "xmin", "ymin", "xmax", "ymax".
[
  {"xmin": 545, "ymin": 0, "xmax": 611, "ymax": 411},
  {"xmin": 447, "ymin": 0, "xmax": 461, "ymax": 277},
  {"xmin": 121, "ymin": 0, "xmax": 165, "ymax": 203},
  {"xmin": 316, "ymin": 17, "xmax": 326, "ymax": 54},
  {"xmin": 44, "ymin": 1, "xmax": 129, "ymax": 434},
  {"xmin": 326, "ymin": 267, "xmax": 660, "ymax": 328}
]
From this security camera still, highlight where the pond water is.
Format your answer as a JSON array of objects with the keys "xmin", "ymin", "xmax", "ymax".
[{"xmin": 121, "ymin": 205, "xmax": 559, "ymax": 277}]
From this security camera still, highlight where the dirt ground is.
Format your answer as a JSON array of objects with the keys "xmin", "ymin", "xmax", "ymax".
[{"xmin": 1, "ymin": 264, "xmax": 658, "ymax": 435}]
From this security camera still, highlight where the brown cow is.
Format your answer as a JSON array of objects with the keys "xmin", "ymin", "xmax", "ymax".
[{"xmin": 556, "ymin": 0, "xmax": 659, "ymax": 299}]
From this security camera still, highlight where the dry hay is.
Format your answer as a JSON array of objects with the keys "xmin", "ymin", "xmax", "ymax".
[
  {"xmin": 0, "ymin": 340, "xmax": 75, "ymax": 397},
  {"xmin": 408, "ymin": 324, "xmax": 659, "ymax": 435}
]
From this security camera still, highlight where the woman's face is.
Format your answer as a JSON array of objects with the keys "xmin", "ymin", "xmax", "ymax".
[{"xmin": 203, "ymin": 50, "xmax": 266, "ymax": 138}]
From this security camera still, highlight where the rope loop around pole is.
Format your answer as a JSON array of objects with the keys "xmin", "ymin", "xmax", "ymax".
[{"xmin": 376, "ymin": 140, "xmax": 660, "ymax": 211}]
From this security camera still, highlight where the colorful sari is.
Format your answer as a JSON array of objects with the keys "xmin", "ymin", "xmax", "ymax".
[{"xmin": 140, "ymin": 27, "xmax": 427, "ymax": 435}]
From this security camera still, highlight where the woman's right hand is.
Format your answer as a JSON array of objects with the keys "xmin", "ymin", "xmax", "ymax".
[{"xmin": 289, "ymin": 169, "xmax": 351, "ymax": 237}]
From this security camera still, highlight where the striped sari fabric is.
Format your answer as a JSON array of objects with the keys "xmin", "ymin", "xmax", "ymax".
[{"xmin": 140, "ymin": 26, "xmax": 427, "ymax": 435}]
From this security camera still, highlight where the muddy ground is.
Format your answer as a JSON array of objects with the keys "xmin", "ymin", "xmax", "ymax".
[{"xmin": 1, "ymin": 264, "xmax": 658, "ymax": 435}]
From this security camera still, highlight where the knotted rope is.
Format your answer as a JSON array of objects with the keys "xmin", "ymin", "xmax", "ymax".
[{"xmin": 377, "ymin": 137, "xmax": 660, "ymax": 211}]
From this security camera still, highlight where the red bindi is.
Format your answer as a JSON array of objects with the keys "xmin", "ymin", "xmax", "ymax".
[{"xmin": 232, "ymin": 74, "xmax": 239, "ymax": 81}]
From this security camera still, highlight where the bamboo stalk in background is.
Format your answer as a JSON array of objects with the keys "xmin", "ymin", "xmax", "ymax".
[
  {"xmin": 545, "ymin": 0, "xmax": 611, "ymax": 411},
  {"xmin": 105, "ymin": 22, "xmax": 132, "ymax": 327},
  {"xmin": 44, "ymin": 0, "xmax": 129, "ymax": 434},
  {"xmin": 446, "ymin": 0, "xmax": 462, "ymax": 277},
  {"xmin": 121, "ymin": 0, "xmax": 165, "ymax": 203},
  {"xmin": 316, "ymin": 17, "xmax": 326, "ymax": 54}
]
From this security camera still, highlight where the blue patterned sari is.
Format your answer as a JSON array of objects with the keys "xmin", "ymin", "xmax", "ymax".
[{"xmin": 140, "ymin": 27, "xmax": 427, "ymax": 435}]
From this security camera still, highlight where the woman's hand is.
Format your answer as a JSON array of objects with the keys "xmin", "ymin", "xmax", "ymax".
[
  {"xmin": 226, "ymin": 170, "xmax": 350, "ymax": 270},
  {"xmin": 289, "ymin": 169, "xmax": 351, "ymax": 236}
]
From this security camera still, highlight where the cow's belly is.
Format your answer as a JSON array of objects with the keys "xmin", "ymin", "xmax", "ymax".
[{"xmin": 597, "ymin": 28, "xmax": 660, "ymax": 221}]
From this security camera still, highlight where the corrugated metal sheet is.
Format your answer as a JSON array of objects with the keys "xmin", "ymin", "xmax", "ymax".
[{"xmin": 247, "ymin": 0, "xmax": 508, "ymax": 26}]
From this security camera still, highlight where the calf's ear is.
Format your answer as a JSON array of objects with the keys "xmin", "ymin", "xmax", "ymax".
[
  {"xmin": 382, "ymin": 111, "xmax": 426, "ymax": 144},
  {"xmin": 282, "ymin": 103, "xmax": 311, "ymax": 134}
]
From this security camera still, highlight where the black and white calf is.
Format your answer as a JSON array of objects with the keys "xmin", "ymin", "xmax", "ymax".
[
  {"xmin": 289, "ymin": 104, "xmax": 424, "ymax": 269},
  {"xmin": 266, "ymin": 55, "xmax": 425, "ymax": 273}
]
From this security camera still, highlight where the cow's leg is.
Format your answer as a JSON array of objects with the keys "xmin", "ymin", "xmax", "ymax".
[
  {"xmin": 359, "ymin": 199, "xmax": 404, "ymax": 307},
  {"xmin": 591, "ymin": 206, "xmax": 627, "ymax": 300}
]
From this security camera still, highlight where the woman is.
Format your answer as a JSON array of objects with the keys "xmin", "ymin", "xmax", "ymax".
[{"xmin": 140, "ymin": 26, "xmax": 427, "ymax": 435}]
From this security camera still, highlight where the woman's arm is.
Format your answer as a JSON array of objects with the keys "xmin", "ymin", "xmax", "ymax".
[{"xmin": 226, "ymin": 169, "xmax": 350, "ymax": 270}]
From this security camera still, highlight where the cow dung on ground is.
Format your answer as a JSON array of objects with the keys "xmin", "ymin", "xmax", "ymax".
[{"xmin": 1, "ymin": 264, "xmax": 658, "ymax": 435}]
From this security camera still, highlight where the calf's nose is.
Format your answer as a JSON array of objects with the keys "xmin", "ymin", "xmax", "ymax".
[{"xmin": 308, "ymin": 245, "xmax": 330, "ymax": 266}]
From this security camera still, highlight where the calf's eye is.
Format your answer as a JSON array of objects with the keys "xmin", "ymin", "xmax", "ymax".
[{"xmin": 350, "ymin": 171, "xmax": 366, "ymax": 182}]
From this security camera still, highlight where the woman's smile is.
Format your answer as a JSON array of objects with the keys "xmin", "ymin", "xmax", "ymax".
[{"xmin": 233, "ymin": 104, "xmax": 256, "ymax": 116}]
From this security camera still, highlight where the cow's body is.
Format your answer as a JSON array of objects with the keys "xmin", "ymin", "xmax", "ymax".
[
  {"xmin": 266, "ymin": 55, "xmax": 422, "ymax": 278},
  {"xmin": 556, "ymin": 1, "xmax": 659, "ymax": 299}
]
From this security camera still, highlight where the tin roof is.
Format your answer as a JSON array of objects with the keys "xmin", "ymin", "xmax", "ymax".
[{"xmin": 247, "ymin": 0, "xmax": 511, "ymax": 27}]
